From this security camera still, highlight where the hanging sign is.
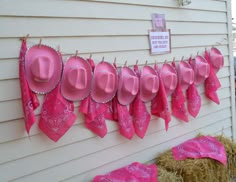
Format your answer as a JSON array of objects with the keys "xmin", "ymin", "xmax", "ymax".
[
  {"xmin": 152, "ymin": 14, "xmax": 166, "ymax": 31},
  {"xmin": 149, "ymin": 30, "xmax": 171, "ymax": 55}
]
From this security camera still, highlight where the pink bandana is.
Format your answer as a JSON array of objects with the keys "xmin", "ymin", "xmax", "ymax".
[
  {"xmin": 151, "ymin": 64, "xmax": 171, "ymax": 131},
  {"xmin": 79, "ymin": 59, "xmax": 108, "ymax": 138},
  {"xmin": 186, "ymin": 57, "xmax": 201, "ymax": 117},
  {"xmin": 171, "ymin": 62, "xmax": 189, "ymax": 122},
  {"xmin": 172, "ymin": 136, "xmax": 227, "ymax": 165},
  {"xmin": 130, "ymin": 65, "xmax": 151, "ymax": 139},
  {"xmin": 93, "ymin": 162, "xmax": 157, "ymax": 182},
  {"xmin": 80, "ymin": 96, "xmax": 108, "ymax": 138},
  {"xmin": 104, "ymin": 63, "xmax": 119, "ymax": 122},
  {"xmin": 113, "ymin": 95, "xmax": 135, "ymax": 139},
  {"xmin": 19, "ymin": 39, "xmax": 39, "ymax": 134},
  {"xmin": 104, "ymin": 101, "xmax": 116, "ymax": 121},
  {"xmin": 39, "ymin": 84, "xmax": 76, "ymax": 142},
  {"xmin": 204, "ymin": 50, "xmax": 221, "ymax": 104}
]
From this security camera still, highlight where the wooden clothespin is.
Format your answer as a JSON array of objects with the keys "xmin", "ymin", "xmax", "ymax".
[
  {"xmin": 75, "ymin": 50, "xmax": 79, "ymax": 57},
  {"xmin": 101, "ymin": 56, "xmax": 105, "ymax": 63},
  {"xmin": 38, "ymin": 38, "xmax": 42, "ymax": 48},
  {"xmin": 20, "ymin": 34, "xmax": 30, "ymax": 41}
]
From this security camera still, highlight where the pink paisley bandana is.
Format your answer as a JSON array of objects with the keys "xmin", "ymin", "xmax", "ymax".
[
  {"xmin": 93, "ymin": 162, "xmax": 158, "ymax": 182},
  {"xmin": 80, "ymin": 96, "xmax": 108, "ymax": 138},
  {"xmin": 104, "ymin": 63, "xmax": 119, "ymax": 122},
  {"xmin": 113, "ymin": 95, "xmax": 135, "ymax": 139},
  {"xmin": 204, "ymin": 50, "xmax": 221, "ymax": 104},
  {"xmin": 104, "ymin": 101, "xmax": 115, "ymax": 121},
  {"xmin": 151, "ymin": 64, "xmax": 171, "ymax": 131},
  {"xmin": 186, "ymin": 57, "xmax": 201, "ymax": 118},
  {"xmin": 172, "ymin": 136, "xmax": 227, "ymax": 165},
  {"xmin": 39, "ymin": 84, "xmax": 76, "ymax": 142},
  {"xmin": 19, "ymin": 39, "xmax": 39, "ymax": 134},
  {"xmin": 171, "ymin": 62, "xmax": 189, "ymax": 122},
  {"xmin": 79, "ymin": 59, "xmax": 108, "ymax": 138},
  {"xmin": 130, "ymin": 65, "xmax": 151, "ymax": 139}
]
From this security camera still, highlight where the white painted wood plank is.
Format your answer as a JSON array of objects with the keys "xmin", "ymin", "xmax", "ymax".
[
  {"xmin": 10, "ymin": 108, "xmax": 231, "ymax": 182},
  {"xmin": 0, "ymin": 32, "xmax": 228, "ymax": 59},
  {"xmin": 0, "ymin": 96, "xmax": 231, "ymax": 179},
  {"xmin": 215, "ymin": 127, "xmax": 232, "ymax": 138},
  {"xmin": 79, "ymin": 0, "xmax": 227, "ymax": 12},
  {"xmin": 198, "ymin": 118, "xmax": 231, "ymax": 135},
  {"xmin": 0, "ymin": 7, "xmax": 227, "ymax": 36},
  {"xmin": 0, "ymin": 49, "xmax": 229, "ymax": 80},
  {"xmin": 0, "ymin": 0, "xmax": 227, "ymax": 19},
  {"xmin": 0, "ymin": 17, "xmax": 228, "ymax": 38}
]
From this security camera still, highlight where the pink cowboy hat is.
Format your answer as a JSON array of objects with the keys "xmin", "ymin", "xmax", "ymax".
[
  {"xmin": 117, "ymin": 66, "xmax": 139, "ymax": 105},
  {"xmin": 194, "ymin": 56, "xmax": 210, "ymax": 85},
  {"xmin": 25, "ymin": 44, "xmax": 63, "ymax": 94},
  {"xmin": 61, "ymin": 56, "xmax": 92, "ymax": 101},
  {"xmin": 91, "ymin": 61, "xmax": 118, "ymax": 103},
  {"xmin": 178, "ymin": 61, "xmax": 194, "ymax": 90},
  {"xmin": 140, "ymin": 65, "xmax": 159, "ymax": 102},
  {"xmin": 160, "ymin": 63, "xmax": 177, "ymax": 96},
  {"xmin": 209, "ymin": 47, "xmax": 224, "ymax": 72}
]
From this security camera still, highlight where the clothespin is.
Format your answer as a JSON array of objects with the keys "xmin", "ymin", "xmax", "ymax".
[
  {"xmin": 145, "ymin": 60, "xmax": 148, "ymax": 66},
  {"xmin": 124, "ymin": 60, "xmax": 127, "ymax": 67},
  {"xmin": 136, "ymin": 60, "xmax": 139, "ymax": 65},
  {"xmin": 173, "ymin": 57, "xmax": 176, "ymax": 62},
  {"xmin": 75, "ymin": 50, "xmax": 79, "ymax": 57},
  {"xmin": 101, "ymin": 56, "xmax": 105, "ymax": 63},
  {"xmin": 38, "ymin": 38, "xmax": 42, "ymax": 48},
  {"xmin": 89, "ymin": 54, "xmax": 92, "ymax": 59},
  {"xmin": 114, "ymin": 57, "xmax": 117, "ymax": 65},
  {"xmin": 20, "ymin": 34, "xmax": 30, "ymax": 41}
]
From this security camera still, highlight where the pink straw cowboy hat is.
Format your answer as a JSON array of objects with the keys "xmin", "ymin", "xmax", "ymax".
[
  {"xmin": 61, "ymin": 56, "xmax": 92, "ymax": 101},
  {"xmin": 178, "ymin": 61, "xmax": 194, "ymax": 90},
  {"xmin": 209, "ymin": 47, "xmax": 224, "ymax": 73},
  {"xmin": 160, "ymin": 63, "xmax": 177, "ymax": 96},
  {"xmin": 91, "ymin": 61, "xmax": 118, "ymax": 103},
  {"xmin": 193, "ymin": 55, "xmax": 210, "ymax": 85},
  {"xmin": 140, "ymin": 65, "xmax": 159, "ymax": 102},
  {"xmin": 117, "ymin": 66, "xmax": 139, "ymax": 105},
  {"xmin": 25, "ymin": 44, "xmax": 63, "ymax": 94}
]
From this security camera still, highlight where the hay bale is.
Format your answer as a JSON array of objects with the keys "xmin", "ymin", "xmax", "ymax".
[
  {"xmin": 216, "ymin": 135, "xmax": 236, "ymax": 177},
  {"xmin": 156, "ymin": 137, "xmax": 230, "ymax": 182},
  {"xmin": 158, "ymin": 166, "xmax": 183, "ymax": 182}
]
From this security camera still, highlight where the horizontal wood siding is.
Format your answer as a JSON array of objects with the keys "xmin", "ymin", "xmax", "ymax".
[{"xmin": 0, "ymin": 0, "xmax": 234, "ymax": 181}]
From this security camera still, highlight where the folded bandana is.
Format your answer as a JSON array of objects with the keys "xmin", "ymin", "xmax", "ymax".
[
  {"xmin": 93, "ymin": 162, "xmax": 158, "ymax": 182},
  {"xmin": 130, "ymin": 65, "xmax": 151, "ymax": 138},
  {"xmin": 19, "ymin": 39, "xmax": 39, "ymax": 134},
  {"xmin": 186, "ymin": 57, "xmax": 202, "ymax": 118},
  {"xmin": 204, "ymin": 50, "xmax": 221, "ymax": 104},
  {"xmin": 172, "ymin": 136, "xmax": 227, "ymax": 165},
  {"xmin": 39, "ymin": 84, "xmax": 76, "ymax": 142},
  {"xmin": 113, "ymin": 95, "xmax": 135, "ymax": 139},
  {"xmin": 171, "ymin": 62, "xmax": 189, "ymax": 122},
  {"xmin": 79, "ymin": 59, "xmax": 108, "ymax": 138},
  {"xmin": 151, "ymin": 64, "xmax": 171, "ymax": 131}
]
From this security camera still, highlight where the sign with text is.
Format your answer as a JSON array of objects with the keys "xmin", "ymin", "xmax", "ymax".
[
  {"xmin": 152, "ymin": 14, "xmax": 166, "ymax": 31},
  {"xmin": 149, "ymin": 30, "xmax": 171, "ymax": 55}
]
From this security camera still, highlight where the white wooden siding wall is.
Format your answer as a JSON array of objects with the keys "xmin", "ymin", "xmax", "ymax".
[{"xmin": 0, "ymin": 0, "xmax": 234, "ymax": 181}]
